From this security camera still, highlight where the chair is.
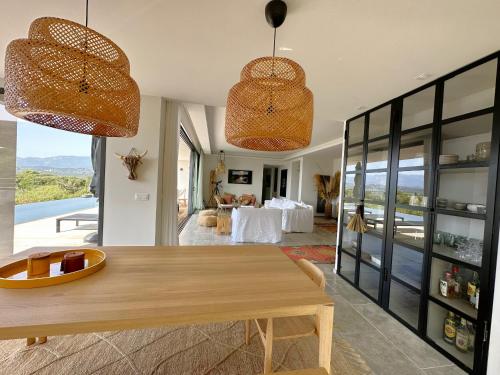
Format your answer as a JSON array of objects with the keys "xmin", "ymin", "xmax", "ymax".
[
  {"xmin": 260, "ymin": 368, "xmax": 328, "ymax": 375},
  {"xmin": 245, "ymin": 259, "xmax": 327, "ymax": 374}
]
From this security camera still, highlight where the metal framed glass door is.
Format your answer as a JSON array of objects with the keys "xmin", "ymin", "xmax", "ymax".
[{"xmin": 338, "ymin": 52, "xmax": 500, "ymax": 374}]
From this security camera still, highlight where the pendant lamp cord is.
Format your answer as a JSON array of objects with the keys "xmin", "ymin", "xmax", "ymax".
[
  {"xmin": 80, "ymin": 0, "xmax": 90, "ymax": 93},
  {"xmin": 85, "ymin": 0, "xmax": 89, "ymax": 27},
  {"xmin": 272, "ymin": 28, "xmax": 276, "ymax": 59}
]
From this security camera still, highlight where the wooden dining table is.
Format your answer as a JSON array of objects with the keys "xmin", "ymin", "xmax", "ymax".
[{"xmin": 0, "ymin": 245, "xmax": 334, "ymax": 373}]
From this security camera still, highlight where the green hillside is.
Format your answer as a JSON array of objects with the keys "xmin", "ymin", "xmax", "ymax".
[{"xmin": 16, "ymin": 170, "xmax": 91, "ymax": 205}]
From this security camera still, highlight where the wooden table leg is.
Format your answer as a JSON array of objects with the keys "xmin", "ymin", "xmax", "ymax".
[
  {"xmin": 26, "ymin": 337, "xmax": 36, "ymax": 346},
  {"xmin": 263, "ymin": 318, "xmax": 274, "ymax": 374},
  {"xmin": 245, "ymin": 320, "xmax": 251, "ymax": 345},
  {"xmin": 38, "ymin": 336, "xmax": 47, "ymax": 344},
  {"xmin": 317, "ymin": 304, "xmax": 334, "ymax": 374}
]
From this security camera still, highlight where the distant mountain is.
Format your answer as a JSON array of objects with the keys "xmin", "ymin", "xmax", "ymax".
[{"xmin": 17, "ymin": 156, "xmax": 93, "ymax": 177}]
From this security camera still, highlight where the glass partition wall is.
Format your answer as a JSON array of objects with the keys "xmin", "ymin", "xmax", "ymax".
[{"xmin": 337, "ymin": 53, "xmax": 500, "ymax": 374}]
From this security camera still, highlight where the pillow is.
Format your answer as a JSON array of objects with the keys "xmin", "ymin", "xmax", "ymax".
[{"xmin": 222, "ymin": 193, "xmax": 234, "ymax": 204}]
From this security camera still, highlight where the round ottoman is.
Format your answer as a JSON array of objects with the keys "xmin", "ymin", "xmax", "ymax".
[
  {"xmin": 198, "ymin": 215, "xmax": 217, "ymax": 227},
  {"xmin": 199, "ymin": 209, "xmax": 217, "ymax": 217}
]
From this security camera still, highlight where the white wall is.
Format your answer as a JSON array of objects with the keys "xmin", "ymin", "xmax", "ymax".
[
  {"xmin": 488, "ymin": 234, "xmax": 500, "ymax": 374},
  {"xmin": 299, "ymin": 153, "xmax": 342, "ymax": 215},
  {"xmin": 203, "ymin": 154, "xmax": 283, "ymax": 205},
  {"xmin": 103, "ymin": 96, "xmax": 166, "ymax": 245}
]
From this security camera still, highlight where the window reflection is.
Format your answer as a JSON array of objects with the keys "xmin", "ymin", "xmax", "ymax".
[
  {"xmin": 365, "ymin": 172, "xmax": 387, "ymax": 202},
  {"xmin": 367, "ymin": 139, "xmax": 389, "ymax": 170},
  {"xmin": 348, "ymin": 117, "xmax": 365, "ymax": 144},
  {"xmin": 396, "ymin": 170, "xmax": 430, "ymax": 207},
  {"xmin": 369, "ymin": 105, "xmax": 391, "ymax": 139},
  {"xmin": 346, "ymin": 145, "xmax": 363, "ymax": 172},
  {"xmin": 393, "ymin": 209, "xmax": 427, "ymax": 249},
  {"xmin": 402, "ymin": 86, "xmax": 435, "ymax": 130},
  {"xmin": 399, "ymin": 128, "xmax": 433, "ymax": 168},
  {"xmin": 442, "ymin": 60, "xmax": 497, "ymax": 119},
  {"xmin": 345, "ymin": 174, "xmax": 363, "ymax": 200}
]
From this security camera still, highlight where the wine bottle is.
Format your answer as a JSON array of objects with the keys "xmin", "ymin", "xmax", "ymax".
[
  {"xmin": 443, "ymin": 312, "xmax": 456, "ymax": 344},
  {"xmin": 455, "ymin": 318, "xmax": 469, "ymax": 352}
]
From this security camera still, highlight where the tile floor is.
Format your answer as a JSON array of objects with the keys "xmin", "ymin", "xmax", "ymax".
[
  {"xmin": 180, "ymin": 215, "xmax": 467, "ymax": 375},
  {"xmin": 179, "ymin": 214, "xmax": 336, "ymax": 246}
]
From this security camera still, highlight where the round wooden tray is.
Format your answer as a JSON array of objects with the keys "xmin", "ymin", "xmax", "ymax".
[{"xmin": 0, "ymin": 249, "xmax": 106, "ymax": 289}]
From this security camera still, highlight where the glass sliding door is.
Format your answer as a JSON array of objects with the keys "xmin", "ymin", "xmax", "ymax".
[
  {"xmin": 2, "ymin": 102, "xmax": 103, "ymax": 255},
  {"xmin": 178, "ymin": 127, "xmax": 199, "ymax": 227}
]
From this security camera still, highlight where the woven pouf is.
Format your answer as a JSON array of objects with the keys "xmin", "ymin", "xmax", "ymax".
[
  {"xmin": 198, "ymin": 215, "xmax": 217, "ymax": 227},
  {"xmin": 199, "ymin": 209, "xmax": 218, "ymax": 217}
]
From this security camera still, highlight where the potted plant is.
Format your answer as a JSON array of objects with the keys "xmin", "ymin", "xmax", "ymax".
[{"xmin": 314, "ymin": 171, "xmax": 341, "ymax": 219}]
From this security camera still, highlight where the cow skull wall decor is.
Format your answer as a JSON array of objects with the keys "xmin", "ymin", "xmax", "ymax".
[{"xmin": 115, "ymin": 148, "xmax": 147, "ymax": 180}]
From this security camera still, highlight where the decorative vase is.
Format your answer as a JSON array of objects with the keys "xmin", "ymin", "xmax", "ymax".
[{"xmin": 324, "ymin": 201, "xmax": 333, "ymax": 219}]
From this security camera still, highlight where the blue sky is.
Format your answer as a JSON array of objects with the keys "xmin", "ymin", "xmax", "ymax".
[{"xmin": 16, "ymin": 120, "xmax": 92, "ymax": 158}]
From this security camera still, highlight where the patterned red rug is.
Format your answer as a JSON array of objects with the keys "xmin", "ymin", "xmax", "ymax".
[{"xmin": 281, "ymin": 245, "xmax": 337, "ymax": 264}]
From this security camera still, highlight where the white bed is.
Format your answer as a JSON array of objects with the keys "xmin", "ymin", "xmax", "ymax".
[
  {"xmin": 265, "ymin": 198, "xmax": 314, "ymax": 233},
  {"xmin": 231, "ymin": 207, "xmax": 282, "ymax": 243}
]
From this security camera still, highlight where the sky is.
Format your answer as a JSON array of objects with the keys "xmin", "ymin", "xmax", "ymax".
[{"xmin": 16, "ymin": 120, "xmax": 92, "ymax": 158}]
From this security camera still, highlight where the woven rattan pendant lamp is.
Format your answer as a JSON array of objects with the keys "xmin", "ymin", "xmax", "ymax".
[
  {"xmin": 3, "ymin": 0, "xmax": 140, "ymax": 137},
  {"xmin": 225, "ymin": 0, "xmax": 313, "ymax": 151}
]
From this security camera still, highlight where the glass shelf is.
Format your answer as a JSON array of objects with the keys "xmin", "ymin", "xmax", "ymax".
[
  {"xmin": 433, "ymin": 244, "xmax": 481, "ymax": 270},
  {"xmin": 427, "ymin": 301, "xmax": 476, "ymax": 370},
  {"xmin": 429, "ymin": 257, "xmax": 479, "ymax": 321},
  {"xmin": 433, "ymin": 214, "xmax": 484, "ymax": 268},
  {"xmin": 429, "ymin": 294, "xmax": 478, "ymax": 321}
]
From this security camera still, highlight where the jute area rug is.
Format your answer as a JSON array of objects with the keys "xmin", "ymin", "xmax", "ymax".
[{"xmin": 0, "ymin": 321, "xmax": 371, "ymax": 375}]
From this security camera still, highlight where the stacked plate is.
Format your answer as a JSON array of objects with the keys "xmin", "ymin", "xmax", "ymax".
[
  {"xmin": 439, "ymin": 154, "xmax": 459, "ymax": 164},
  {"xmin": 437, "ymin": 198, "xmax": 448, "ymax": 209}
]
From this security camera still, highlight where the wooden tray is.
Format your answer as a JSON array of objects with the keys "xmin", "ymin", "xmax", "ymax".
[{"xmin": 0, "ymin": 249, "xmax": 106, "ymax": 289}]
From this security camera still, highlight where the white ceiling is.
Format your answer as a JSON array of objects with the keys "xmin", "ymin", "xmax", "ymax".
[{"xmin": 1, "ymin": 0, "xmax": 500, "ymax": 156}]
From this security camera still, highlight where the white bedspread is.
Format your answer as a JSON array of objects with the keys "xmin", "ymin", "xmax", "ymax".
[
  {"xmin": 264, "ymin": 198, "xmax": 314, "ymax": 233},
  {"xmin": 231, "ymin": 207, "xmax": 282, "ymax": 243}
]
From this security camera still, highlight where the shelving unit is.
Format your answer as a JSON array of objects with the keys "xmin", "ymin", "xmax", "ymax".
[{"xmin": 337, "ymin": 53, "xmax": 500, "ymax": 374}]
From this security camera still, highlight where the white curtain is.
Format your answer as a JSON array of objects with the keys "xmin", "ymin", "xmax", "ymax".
[{"xmin": 193, "ymin": 152, "xmax": 204, "ymax": 210}]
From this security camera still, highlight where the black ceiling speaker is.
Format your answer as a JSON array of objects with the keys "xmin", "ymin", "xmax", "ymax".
[{"xmin": 265, "ymin": 0, "xmax": 287, "ymax": 28}]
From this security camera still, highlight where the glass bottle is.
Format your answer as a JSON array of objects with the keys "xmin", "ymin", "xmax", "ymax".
[
  {"xmin": 467, "ymin": 322, "xmax": 475, "ymax": 352},
  {"xmin": 443, "ymin": 312, "xmax": 457, "ymax": 344},
  {"xmin": 440, "ymin": 271, "xmax": 453, "ymax": 298},
  {"xmin": 455, "ymin": 318, "xmax": 469, "ymax": 352},
  {"xmin": 452, "ymin": 265, "xmax": 462, "ymax": 298},
  {"xmin": 468, "ymin": 272, "xmax": 479, "ymax": 306},
  {"xmin": 475, "ymin": 288, "xmax": 480, "ymax": 310}
]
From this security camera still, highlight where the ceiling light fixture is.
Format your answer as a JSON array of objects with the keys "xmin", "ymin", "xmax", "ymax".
[
  {"xmin": 3, "ymin": 0, "xmax": 140, "ymax": 137},
  {"xmin": 279, "ymin": 46, "xmax": 293, "ymax": 51},
  {"xmin": 225, "ymin": 0, "xmax": 313, "ymax": 151},
  {"xmin": 415, "ymin": 73, "xmax": 433, "ymax": 81}
]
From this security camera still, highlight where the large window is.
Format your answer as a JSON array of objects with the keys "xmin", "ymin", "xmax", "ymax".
[{"xmin": 0, "ymin": 103, "xmax": 105, "ymax": 257}]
